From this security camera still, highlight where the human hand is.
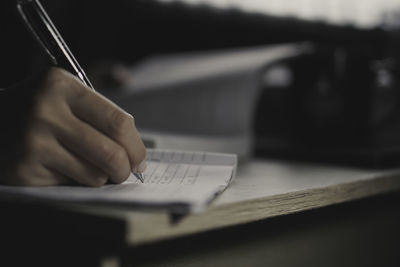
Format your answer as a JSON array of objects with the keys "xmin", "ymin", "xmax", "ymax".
[{"xmin": 2, "ymin": 67, "xmax": 146, "ymax": 186}]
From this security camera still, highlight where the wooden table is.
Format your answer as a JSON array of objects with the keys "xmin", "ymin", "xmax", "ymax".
[{"xmin": 2, "ymin": 158, "xmax": 400, "ymax": 266}]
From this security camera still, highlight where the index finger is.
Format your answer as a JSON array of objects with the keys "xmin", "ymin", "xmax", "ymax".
[{"xmin": 65, "ymin": 79, "xmax": 146, "ymax": 172}]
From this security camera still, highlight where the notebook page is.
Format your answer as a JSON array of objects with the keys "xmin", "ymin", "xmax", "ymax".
[{"xmin": 0, "ymin": 149, "xmax": 237, "ymax": 213}]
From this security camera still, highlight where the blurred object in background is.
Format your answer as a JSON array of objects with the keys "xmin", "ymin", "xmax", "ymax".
[
  {"xmin": 255, "ymin": 45, "xmax": 400, "ymax": 167},
  {"xmin": 102, "ymin": 44, "xmax": 308, "ymax": 158}
]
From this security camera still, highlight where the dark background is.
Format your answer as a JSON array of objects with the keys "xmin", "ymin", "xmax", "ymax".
[{"xmin": 0, "ymin": 0, "xmax": 386, "ymax": 87}]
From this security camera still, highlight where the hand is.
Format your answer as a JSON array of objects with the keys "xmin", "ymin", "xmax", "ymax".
[{"xmin": 3, "ymin": 67, "xmax": 146, "ymax": 186}]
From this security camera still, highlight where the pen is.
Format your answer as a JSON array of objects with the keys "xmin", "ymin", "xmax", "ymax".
[{"xmin": 17, "ymin": 0, "xmax": 144, "ymax": 183}]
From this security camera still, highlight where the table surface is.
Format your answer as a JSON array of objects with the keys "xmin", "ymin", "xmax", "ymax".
[
  {"xmin": 2, "ymin": 158, "xmax": 400, "ymax": 266},
  {"xmin": 126, "ymin": 190, "xmax": 400, "ymax": 267},
  {"xmin": 69, "ymin": 158, "xmax": 400, "ymax": 245}
]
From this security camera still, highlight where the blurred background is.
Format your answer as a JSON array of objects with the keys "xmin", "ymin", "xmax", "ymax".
[{"xmin": 2, "ymin": 0, "xmax": 400, "ymax": 167}]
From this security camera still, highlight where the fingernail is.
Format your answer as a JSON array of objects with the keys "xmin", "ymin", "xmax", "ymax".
[
  {"xmin": 127, "ymin": 113, "xmax": 134, "ymax": 119},
  {"xmin": 136, "ymin": 160, "xmax": 147, "ymax": 173}
]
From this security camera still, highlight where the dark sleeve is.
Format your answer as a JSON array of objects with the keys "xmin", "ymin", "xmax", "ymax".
[
  {"xmin": 0, "ymin": 72, "xmax": 47, "ymax": 179},
  {"xmin": 0, "ymin": 1, "xmax": 38, "ymax": 87},
  {"xmin": 0, "ymin": 1, "xmax": 33, "ymax": 178},
  {"xmin": 0, "ymin": 0, "xmax": 80, "ymax": 180},
  {"xmin": 0, "ymin": 0, "xmax": 84, "ymax": 87}
]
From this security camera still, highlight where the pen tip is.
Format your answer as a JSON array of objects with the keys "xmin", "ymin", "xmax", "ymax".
[{"xmin": 136, "ymin": 173, "xmax": 144, "ymax": 183}]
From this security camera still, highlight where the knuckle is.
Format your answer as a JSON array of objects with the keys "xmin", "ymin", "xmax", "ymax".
[
  {"xmin": 32, "ymin": 108, "xmax": 68, "ymax": 137},
  {"xmin": 32, "ymin": 95, "xmax": 58, "ymax": 122},
  {"xmin": 45, "ymin": 67, "xmax": 61, "ymax": 83},
  {"xmin": 45, "ymin": 67, "xmax": 87, "ymax": 99},
  {"xmin": 24, "ymin": 132, "xmax": 42, "ymax": 156},
  {"xmin": 70, "ymin": 81, "xmax": 89, "ymax": 99},
  {"xmin": 33, "ymin": 99, "xmax": 50, "ymax": 119},
  {"xmin": 24, "ymin": 131, "xmax": 52, "ymax": 161},
  {"xmin": 30, "ymin": 94, "xmax": 70, "ymax": 130},
  {"xmin": 48, "ymin": 66, "xmax": 64, "ymax": 77},
  {"xmin": 105, "ymin": 146, "xmax": 124, "ymax": 165},
  {"xmin": 108, "ymin": 110, "xmax": 133, "ymax": 138},
  {"xmin": 102, "ymin": 145, "xmax": 130, "ymax": 183},
  {"xmin": 48, "ymin": 67, "xmax": 64, "ymax": 78},
  {"xmin": 44, "ymin": 67, "xmax": 68, "ymax": 92},
  {"xmin": 103, "ymin": 145, "xmax": 128, "ymax": 174}
]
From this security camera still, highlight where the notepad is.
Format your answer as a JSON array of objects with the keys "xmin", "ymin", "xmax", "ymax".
[{"xmin": 0, "ymin": 149, "xmax": 237, "ymax": 213}]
